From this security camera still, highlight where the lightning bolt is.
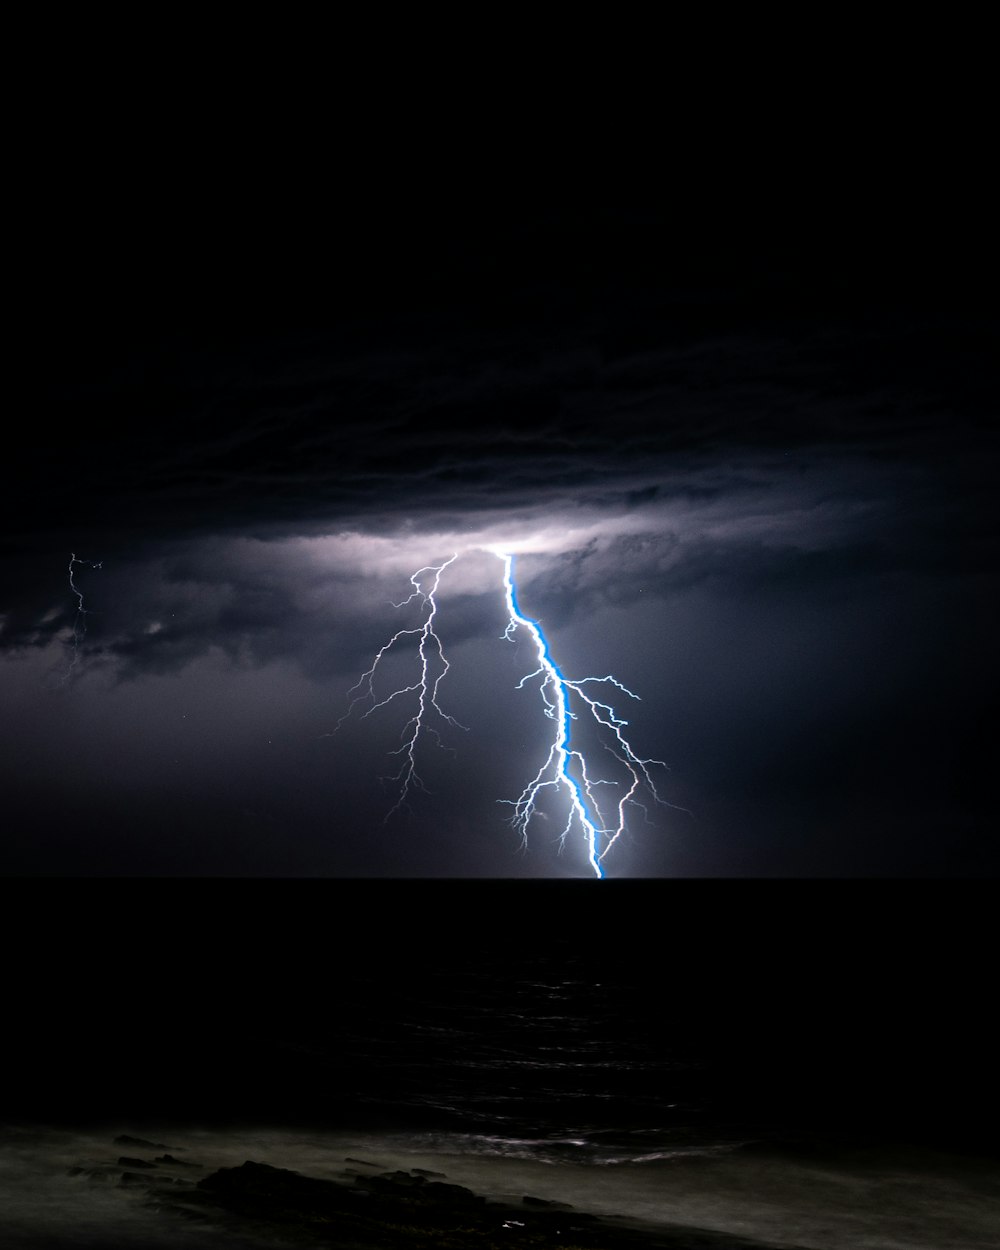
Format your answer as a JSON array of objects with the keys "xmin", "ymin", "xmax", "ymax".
[
  {"xmin": 334, "ymin": 549, "xmax": 674, "ymax": 876},
  {"xmin": 65, "ymin": 552, "xmax": 102, "ymax": 679},
  {"xmin": 496, "ymin": 552, "xmax": 669, "ymax": 878},
  {"xmin": 334, "ymin": 554, "xmax": 468, "ymax": 819}
]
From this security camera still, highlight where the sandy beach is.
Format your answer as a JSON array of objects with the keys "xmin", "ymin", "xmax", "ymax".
[
  {"xmin": 0, "ymin": 1125, "xmax": 789, "ymax": 1249},
  {"xmin": 3, "ymin": 1123, "xmax": 998, "ymax": 1250}
]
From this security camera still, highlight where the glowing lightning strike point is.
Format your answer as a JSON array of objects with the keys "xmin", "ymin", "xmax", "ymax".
[
  {"xmin": 333, "ymin": 554, "xmax": 468, "ymax": 819},
  {"xmin": 496, "ymin": 552, "xmax": 671, "ymax": 878},
  {"xmin": 65, "ymin": 552, "xmax": 102, "ymax": 680}
]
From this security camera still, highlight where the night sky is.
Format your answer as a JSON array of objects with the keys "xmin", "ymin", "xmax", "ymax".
[
  {"xmin": 3, "ymin": 82, "xmax": 997, "ymax": 884},
  {"xmin": 1, "ymin": 58, "xmax": 998, "ymax": 1245}
]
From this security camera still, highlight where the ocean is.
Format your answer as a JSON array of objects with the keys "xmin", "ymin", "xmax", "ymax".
[{"xmin": 2, "ymin": 880, "xmax": 997, "ymax": 1247}]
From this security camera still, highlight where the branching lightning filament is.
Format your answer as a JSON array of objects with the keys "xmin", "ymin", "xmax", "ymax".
[
  {"xmin": 496, "ymin": 553, "xmax": 669, "ymax": 878},
  {"xmin": 334, "ymin": 555, "xmax": 467, "ymax": 819},
  {"xmin": 65, "ymin": 552, "xmax": 102, "ymax": 679},
  {"xmin": 335, "ymin": 549, "xmax": 673, "ymax": 876}
]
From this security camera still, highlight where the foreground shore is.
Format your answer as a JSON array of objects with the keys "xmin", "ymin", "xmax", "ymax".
[
  {"xmin": 66, "ymin": 1135, "xmax": 801, "ymax": 1250},
  {"xmin": 5, "ymin": 1124, "xmax": 998, "ymax": 1249}
]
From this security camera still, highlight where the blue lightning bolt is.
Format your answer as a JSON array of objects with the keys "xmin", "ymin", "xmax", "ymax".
[
  {"xmin": 335, "ymin": 548, "xmax": 674, "ymax": 876},
  {"xmin": 496, "ymin": 552, "xmax": 669, "ymax": 878},
  {"xmin": 65, "ymin": 551, "xmax": 102, "ymax": 679}
]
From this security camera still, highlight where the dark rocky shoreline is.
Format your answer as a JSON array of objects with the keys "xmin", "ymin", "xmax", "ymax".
[{"xmin": 65, "ymin": 1137, "xmax": 805, "ymax": 1250}]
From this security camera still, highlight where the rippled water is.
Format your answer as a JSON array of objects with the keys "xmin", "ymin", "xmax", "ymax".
[{"xmin": 323, "ymin": 955, "xmax": 717, "ymax": 1150}]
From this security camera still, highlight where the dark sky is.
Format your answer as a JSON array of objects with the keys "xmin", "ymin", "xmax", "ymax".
[{"xmin": 3, "ymin": 84, "xmax": 996, "ymax": 880}]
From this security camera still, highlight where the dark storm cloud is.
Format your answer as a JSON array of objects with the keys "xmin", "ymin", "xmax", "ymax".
[
  {"xmin": 5, "ymin": 241, "xmax": 993, "ymax": 681},
  {"xmin": 0, "ymin": 395, "xmax": 990, "ymax": 701},
  {"xmin": 0, "ymin": 458, "xmax": 935, "ymax": 684},
  {"xmin": 7, "ymin": 212, "xmax": 995, "ymax": 564}
]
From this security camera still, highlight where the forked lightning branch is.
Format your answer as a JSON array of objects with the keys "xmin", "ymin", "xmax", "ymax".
[{"xmin": 335, "ymin": 550, "xmax": 671, "ymax": 878}]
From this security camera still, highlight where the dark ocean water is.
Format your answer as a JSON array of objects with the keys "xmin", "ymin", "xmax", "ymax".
[
  {"xmin": 8, "ymin": 880, "xmax": 995, "ymax": 1155},
  {"xmin": 275, "ymin": 948, "xmax": 725, "ymax": 1160},
  {"xmin": 3, "ymin": 881, "xmax": 998, "ymax": 1247}
]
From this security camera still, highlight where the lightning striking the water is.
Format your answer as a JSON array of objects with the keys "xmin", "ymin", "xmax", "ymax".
[
  {"xmin": 334, "ymin": 549, "xmax": 671, "ymax": 877},
  {"xmin": 65, "ymin": 552, "xmax": 102, "ymax": 680},
  {"xmin": 496, "ymin": 552, "xmax": 668, "ymax": 878}
]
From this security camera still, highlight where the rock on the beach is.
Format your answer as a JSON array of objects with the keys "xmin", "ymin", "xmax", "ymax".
[
  {"xmin": 422, "ymin": 1180, "xmax": 483, "ymax": 1206},
  {"xmin": 353, "ymin": 1172, "xmax": 482, "ymax": 1206},
  {"xmin": 173, "ymin": 1157, "xmax": 759, "ymax": 1249},
  {"xmin": 199, "ymin": 1160, "xmax": 341, "ymax": 1207},
  {"xmin": 67, "ymin": 1165, "xmax": 122, "ymax": 1184},
  {"xmin": 114, "ymin": 1135, "xmax": 171, "ymax": 1150},
  {"xmin": 120, "ymin": 1171, "xmax": 156, "ymax": 1187}
]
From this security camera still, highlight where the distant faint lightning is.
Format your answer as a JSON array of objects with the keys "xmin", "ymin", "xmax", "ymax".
[
  {"xmin": 333, "ymin": 554, "xmax": 467, "ymax": 818},
  {"xmin": 65, "ymin": 552, "xmax": 102, "ymax": 679},
  {"xmin": 334, "ymin": 549, "xmax": 674, "ymax": 876}
]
